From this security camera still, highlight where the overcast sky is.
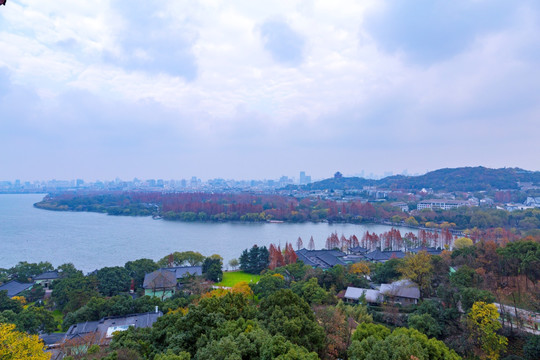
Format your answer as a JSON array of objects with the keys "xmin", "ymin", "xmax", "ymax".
[{"xmin": 1, "ymin": 0, "xmax": 539, "ymax": 181}]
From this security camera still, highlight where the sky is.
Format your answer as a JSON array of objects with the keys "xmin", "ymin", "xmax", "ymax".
[{"xmin": 1, "ymin": 0, "xmax": 539, "ymax": 182}]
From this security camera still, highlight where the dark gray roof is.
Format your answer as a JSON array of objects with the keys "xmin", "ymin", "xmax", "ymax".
[
  {"xmin": 409, "ymin": 247, "xmax": 442, "ymax": 255},
  {"xmin": 39, "ymin": 333, "xmax": 66, "ymax": 347},
  {"xmin": 294, "ymin": 249, "xmax": 347, "ymax": 269},
  {"xmin": 296, "ymin": 252, "xmax": 317, "ymax": 267},
  {"xmin": 65, "ymin": 320, "xmax": 100, "ymax": 339},
  {"xmin": 317, "ymin": 252, "xmax": 347, "ymax": 267},
  {"xmin": 349, "ymin": 246, "xmax": 369, "ymax": 254},
  {"xmin": 0, "ymin": 280, "xmax": 33, "ymax": 297},
  {"xmin": 380, "ymin": 280, "xmax": 420, "ymax": 299},
  {"xmin": 364, "ymin": 250, "xmax": 405, "ymax": 262},
  {"xmin": 65, "ymin": 311, "xmax": 162, "ymax": 344},
  {"xmin": 143, "ymin": 269, "xmax": 177, "ymax": 289},
  {"xmin": 34, "ymin": 271, "xmax": 59, "ymax": 280},
  {"xmin": 167, "ymin": 266, "xmax": 203, "ymax": 279}
]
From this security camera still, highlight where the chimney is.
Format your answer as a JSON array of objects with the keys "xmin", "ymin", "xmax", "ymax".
[{"xmin": 155, "ymin": 306, "xmax": 159, "ymax": 313}]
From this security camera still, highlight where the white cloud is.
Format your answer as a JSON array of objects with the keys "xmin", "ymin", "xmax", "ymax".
[{"xmin": 0, "ymin": 0, "xmax": 539, "ymax": 179}]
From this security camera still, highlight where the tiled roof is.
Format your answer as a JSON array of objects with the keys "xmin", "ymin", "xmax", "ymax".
[
  {"xmin": 65, "ymin": 311, "xmax": 162, "ymax": 344},
  {"xmin": 143, "ymin": 270, "xmax": 177, "ymax": 289},
  {"xmin": 34, "ymin": 271, "xmax": 60, "ymax": 280},
  {"xmin": 364, "ymin": 250, "xmax": 405, "ymax": 261},
  {"xmin": 344, "ymin": 287, "xmax": 381, "ymax": 303},
  {"xmin": 0, "ymin": 280, "xmax": 33, "ymax": 297},
  {"xmin": 409, "ymin": 247, "xmax": 442, "ymax": 255},
  {"xmin": 380, "ymin": 279, "xmax": 420, "ymax": 299},
  {"xmin": 167, "ymin": 266, "xmax": 203, "ymax": 279},
  {"xmin": 348, "ymin": 246, "xmax": 369, "ymax": 254},
  {"xmin": 294, "ymin": 249, "xmax": 347, "ymax": 269}
]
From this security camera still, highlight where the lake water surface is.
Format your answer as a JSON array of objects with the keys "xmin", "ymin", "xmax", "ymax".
[{"xmin": 0, "ymin": 194, "xmax": 414, "ymax": 272}]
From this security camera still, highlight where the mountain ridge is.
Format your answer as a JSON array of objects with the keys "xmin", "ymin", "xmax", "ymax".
[{"xmin": 294, "ymin": 166, "xmax": 540, "ymax": 192}]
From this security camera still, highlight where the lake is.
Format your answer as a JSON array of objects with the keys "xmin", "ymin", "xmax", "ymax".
[{"xmin": 0, "ymin": 194, "xmax": 415, "ymax": 272}]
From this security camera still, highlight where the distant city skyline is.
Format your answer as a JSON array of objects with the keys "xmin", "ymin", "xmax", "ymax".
[
  {"xmin": 1, "ymin": 1, "xmax": 539, "ymax": 180},
  {"xmin": 1, "ymin": 165, "xmax": 536, "ymax": 184}
]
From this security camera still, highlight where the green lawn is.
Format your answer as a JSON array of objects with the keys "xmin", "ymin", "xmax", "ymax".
[
  {"xmin": 216, "ymin": 271, "xmax": 260, "ymax": 287},
  {"xmin": 52, "ymin": 309, "xmax": 64, "ymax": 332}
]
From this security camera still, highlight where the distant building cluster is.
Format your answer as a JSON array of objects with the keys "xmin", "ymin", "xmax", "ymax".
[
  {"xmin": 416, "ymin": 199, "xmax": 470, "ymax": 210},
  {"xmin": 0, "ymin": 173, "xmax": 312, "ymax": 193}
]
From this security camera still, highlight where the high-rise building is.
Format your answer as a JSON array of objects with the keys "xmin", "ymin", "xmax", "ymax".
[{"xmin": 299, "ymin": 171, "xmax": 311, "ymax": 185}]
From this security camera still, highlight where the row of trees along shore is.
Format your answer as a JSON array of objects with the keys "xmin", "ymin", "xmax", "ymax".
[{"xmin": 34, "ymin": 191, "xmax": 540, "ymax": 232}]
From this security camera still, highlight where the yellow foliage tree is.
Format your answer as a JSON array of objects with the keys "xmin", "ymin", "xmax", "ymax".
[
  {"xmin": 11, "ymin": 296, "xmax": 26, "ymax": 306},
  {"xmin": 349, "ymin": 262, "xmax": 370, "ymax": 276},
  {"xmin": 467, "ymin": 301, "xmax": 508, "ymax": 360},
  {"xmin": 397, "ymin": 251, "xmax": 433, "ymax": 298},
  {"xmin": 231, "ymin": 281, "xmax": 254, "ymax": 297},
  {"xmin": 454, "ymin": 237, "xmax": 473, "ymax": 250},
  {"xmin": 0, "ymin": 323, "xmax": 50, "ymax": 360}
]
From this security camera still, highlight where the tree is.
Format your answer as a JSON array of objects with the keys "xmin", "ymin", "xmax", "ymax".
[
  {"xmin": 0, "ymin": 323, "xmax": 50, "ymax": 360},
  {"xmin": 14, "ymin": 306, "xmax": 59, "ymax": 334},
  {"xmin": 408, "ymin": 313, "xmax": 442, "ymax": 339},
  {"xmin": 258, "ymin": 289, "xmax": 325, "ymax": 354},
  {"xmin": 460, "ymin": 288, "xmax": 496, "ymax": 313},
  {"xmin": 51, "ymin": 273, "xmax": 99, "ymax": 312},
  {"xmin": 397, "ymin": 251, "xmax": 433, "ymax": 298},
  {"xmin": 228, "ymin": 258, "xmax": 239, "ymax": 271},
  {"xmin": 313, "ymin": 305, "xmax": 348, "ymax": 360},
  {"xmin": 283, "ymin": 243, "xmax": 298, "ymax": 265},
  {"xmin": 308, "ymin": 236, "xmax": 315, "ymax": 250},
  {"xmin": 252, "ymin": 274, "xmax": 286, "ymax": 299},
  {"xmin": 57, "ymin": 263, "xmax": 83, "ymax": 278},
  {"xmin": 9, "ymin": 261, "xmax": 53, "ymax": 283},
  {"xmin": 203, "ymin": 254, "xmax": 223, "ymax": 282},
  {"xmin": 0, "ymin": 290, "xmax": 23, "ymax": 313},
  {"xmin": 291, "ymin": 278, "xmax": 331, "ymax": 305},
  {"xmin": 523, "ymin": 335, "xmax": 540, "ymax": 360},
  {"xmin": 96, "ymin": 266, "xmax": 131, "ymax": 297},
  {"xmin": 450, "ymin": 265, "xmax": 482, "ymax": 288},
  {"xmin": 349, "ymin": 262, "xmax": 370, "ymax": 276},
  {"xmin": 406, "ymin": 216, "xmax": 419, "ymax": 227},
  {"xmin": 454, "ymin": 237, "xmax": 473, "ymax": 250},
  {"xmin": 371, "ymin": 258, "xmax": 401, "ymax": 284},
  {"xmin": 296, "ymin": 237, "xmax": 303, "ymax": 250},
  {"xmin": 157, "ymin": 251, "xmax": 205, "ymax": 267},
  {"xmin": 239, "ymin": 245, "xmax": 269, "ymax": 274},
  {"xmin": 348, "ymin": 326, "xmax": 460, "ymax": 360},
  {"xmin": 154, "ymin": 350, "xmax": 191, "ymax": 360},
  {"xmin": 467, "ymin": 302, "xmax": 507, "ymax": 360},
  {"xmin": 125, "ymin": 259, "xmax": 158, "ymax": 289}
]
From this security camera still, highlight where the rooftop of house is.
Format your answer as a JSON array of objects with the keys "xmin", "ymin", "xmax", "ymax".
[
  {"xmin": 39, "ymin": 332, "xmax": 67, "ymax": 347},
  {"xmin": 409, "ymin": 247, "xmax": 443, "ymax": 255},
  {"xmin": 364, "ymin": 250, "xmax": 406, "ymax": 262},
  {"xmin": 344, "ymin": 287, "xmax": 381, "ymax": 303},
  {"xmin": 143, "ymin": 269, "xmax": 177, "ymax": 290},
  {"xmin": 379, "ymin": 279, "xmax": 420, "ymax": 300},
  {"xmin": 348, "ymin": 246, "xmax": 369, "ymax": 254},
  {"xmin": 0, "ymin": 280, "xmax": 33, "ymax": 298},
  {"xmin": 65, "ymin": 311, "xmax": 163, "ymax": 344},
  {"xmin": 165, "ymin": 265, "xmax": 203, "ymax": 279},
  {"xmin": 34, "ymin": 271, "xmax": 60, "ymax": 281},
  {"xmin": 295, "ymin": 249, "xmax": 347, "ymax": 269}
]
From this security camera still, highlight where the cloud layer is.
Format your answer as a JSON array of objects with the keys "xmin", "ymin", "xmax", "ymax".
[{"xmin": 1, "ymin": 0, "xmax": 539, "ymax": 181}]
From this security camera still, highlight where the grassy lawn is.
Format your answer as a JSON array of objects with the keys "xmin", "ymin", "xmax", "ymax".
[
  {"xmin": 216, "ymin": 271, "xmax": 260, "ymax": 287},
  {"xmin": 52, "ymin": 309, "xmax": 64, "ymax": 332}
]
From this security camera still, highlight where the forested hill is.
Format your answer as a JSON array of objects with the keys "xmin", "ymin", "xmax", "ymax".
[{"xmin": 298, "ymin": 167, "xmax": 540, "ymax": 192}]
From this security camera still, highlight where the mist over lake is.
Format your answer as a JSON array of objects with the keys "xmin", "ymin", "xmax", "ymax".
[{"xmin": 0, "ymin": 194, "xmax": 415, "ymax": 272}]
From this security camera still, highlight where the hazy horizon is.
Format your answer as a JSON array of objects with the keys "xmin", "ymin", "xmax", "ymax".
[{"xmin": 2, "ymin": 1, "xmax": 539, "ymax": 181}]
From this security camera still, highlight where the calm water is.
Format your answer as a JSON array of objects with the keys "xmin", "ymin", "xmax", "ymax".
[{"xmin": 0, "ymin": 194, "xmax": 413, "ymax": 272}]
